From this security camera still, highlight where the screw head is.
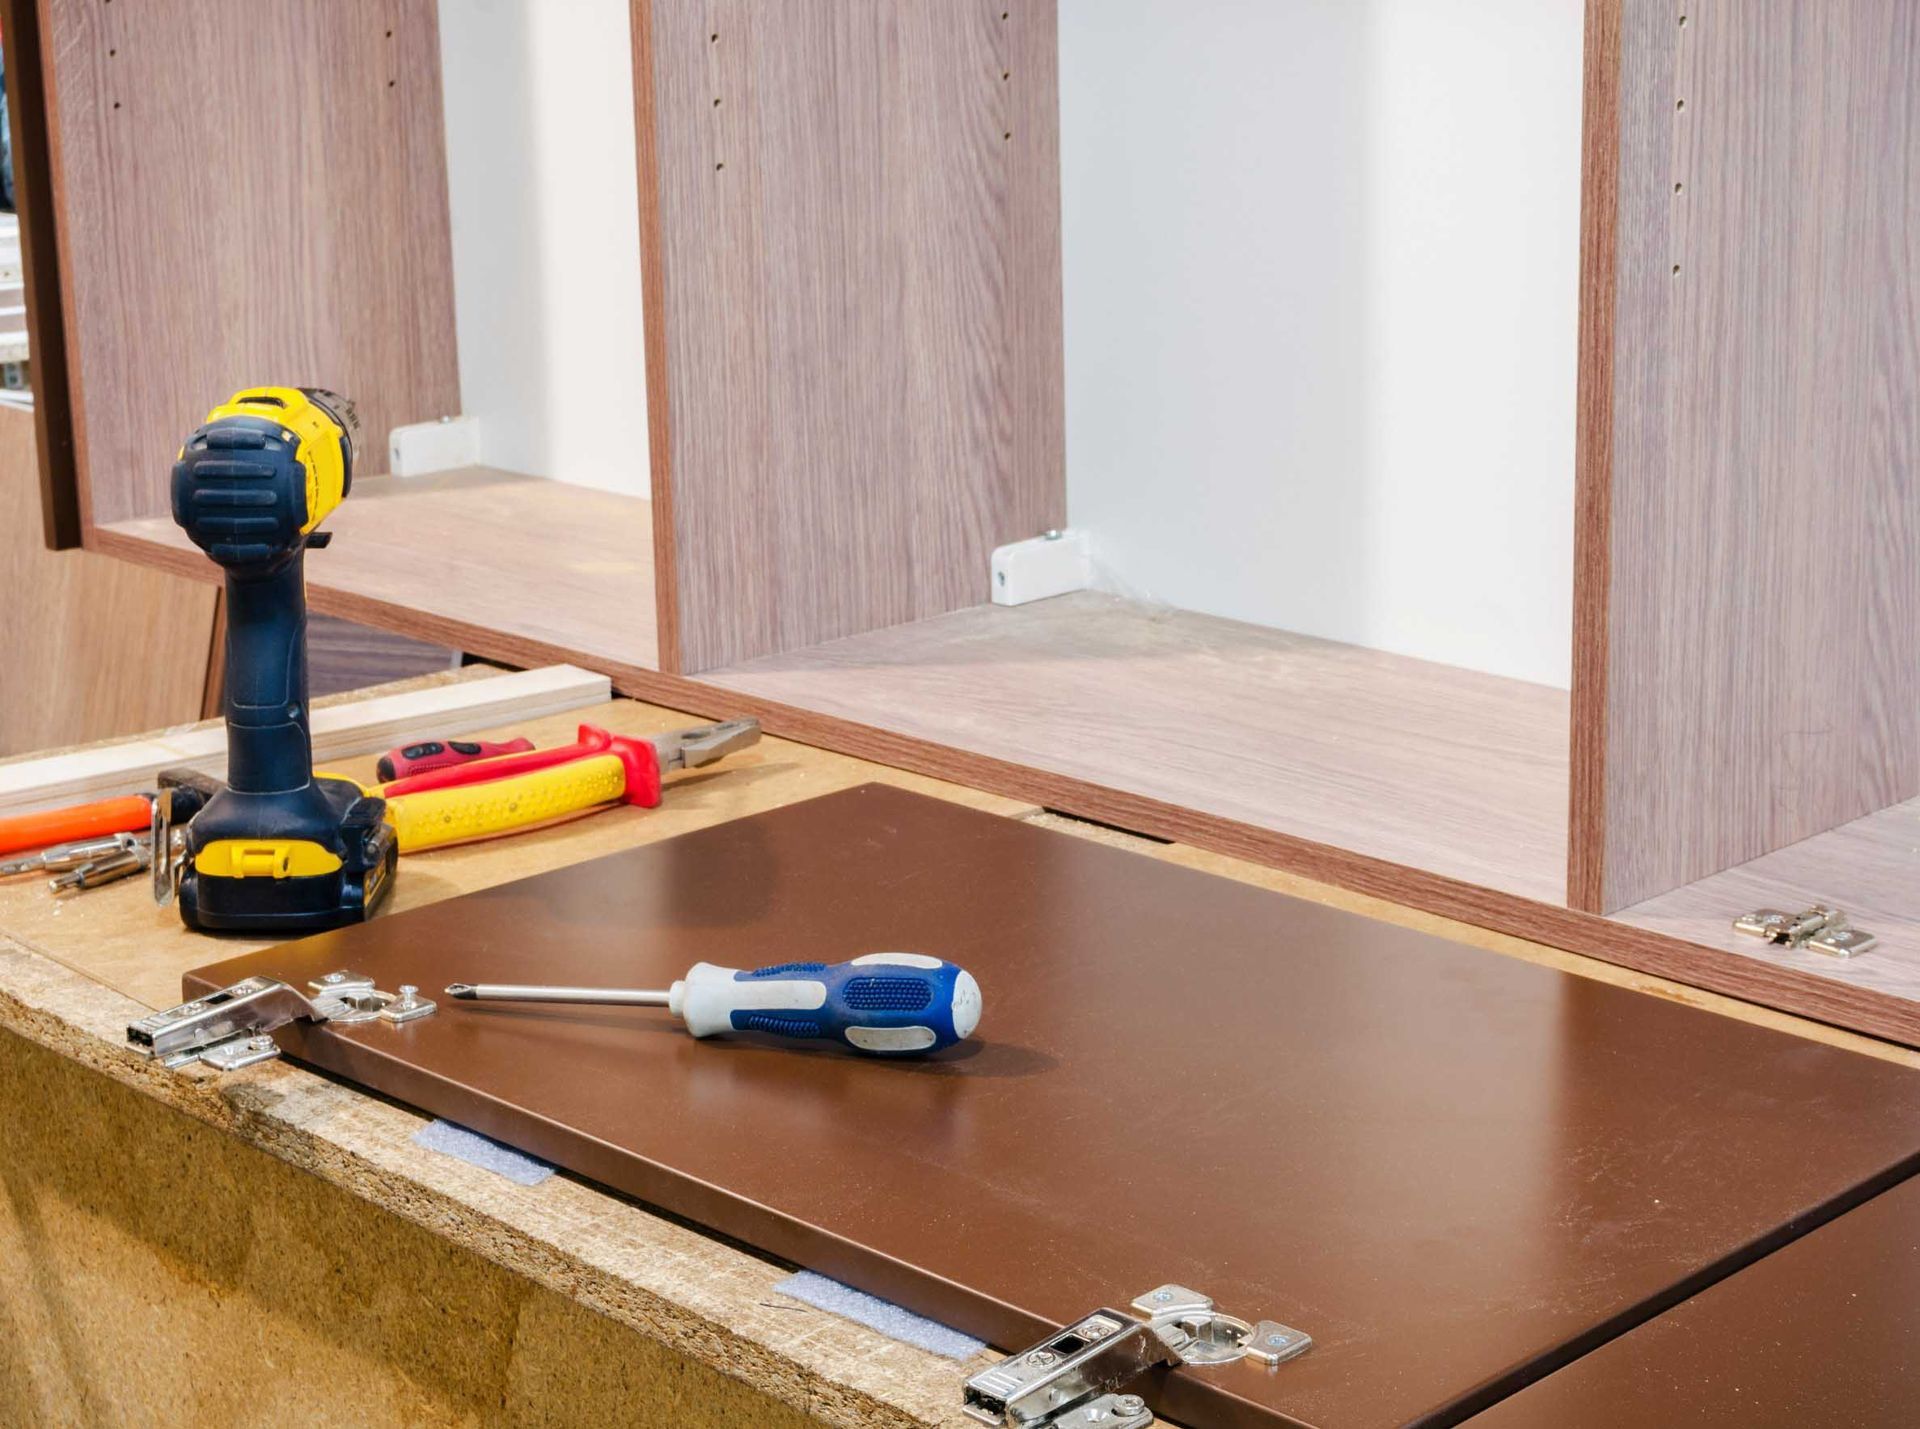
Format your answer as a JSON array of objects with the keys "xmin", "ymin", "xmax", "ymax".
[
  {"xmin": 1267, "ymin": 1333, "xmax": 1288, "ymax": 1346},
  {"xmin": 249, "ymin": 1036, "xmax": 274, "ymax": 1051},
  {"xmin": 1114, "ymin": 1395, "xmax": 1146, "ymax": 1414},
  {"xmin": 1152, "ymin": 1290, "xmax": 1173, "ymax": 1303},
  {"xmin": 1027, "ymin": 1348, "xmax": 1057, "ymax": 1366}
]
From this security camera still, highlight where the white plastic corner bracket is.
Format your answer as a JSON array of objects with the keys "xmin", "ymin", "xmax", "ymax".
[
  {"xmin": 388, "ymin": 415, "xmax": 480, "ymax": 476},
  {"xmin": 991, "ymin": 529, "xmax": 1091, "ymax": 606}
]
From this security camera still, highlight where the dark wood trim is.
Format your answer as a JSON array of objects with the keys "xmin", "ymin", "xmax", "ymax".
[
  {"xmin": 629, "ymin": 0, "xmax": 682, "ymax": 675},
  {"xmin": 1567, "ymin": 0, "xmax": 1624, "ymax": 913},
  {"xmin": 0, "ymin": 0, "xmax": 79, "ymax": 549}
]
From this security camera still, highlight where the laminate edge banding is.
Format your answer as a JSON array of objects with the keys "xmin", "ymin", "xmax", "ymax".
[
  {"xmin": 629, "ymin": 0, "xmax": 683, "ymax": 675},
  {"xmin": 1567, "ymin": 0, "xmax": 1625, "ymax": 913}
]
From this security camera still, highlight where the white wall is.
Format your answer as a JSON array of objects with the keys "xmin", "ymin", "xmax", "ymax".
[
  {"xmin": 1059, "ymin": 0, "xmax": 1584, "ymax": 687},
  {"xmin": 437, "ymin": 0, "xmax": 651, "ymax": 496}
]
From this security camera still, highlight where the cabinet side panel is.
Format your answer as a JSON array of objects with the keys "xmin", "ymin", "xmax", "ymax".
[
  {"xmin": 41, "ymin": 0, "xmax": 461, "ymax": 525},
  {"xmin": 647, "ymin": 1, "xmax": 1066, "ymax": 672},
  {"xmin": 1590, "ymin": 0, "xmax": 1920, "ymax": 910}
]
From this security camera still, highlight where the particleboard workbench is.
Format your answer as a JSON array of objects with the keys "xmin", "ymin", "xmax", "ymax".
[{"xmin": 5, "ymin": 672, "xmax": 1920, "ymax": 1427}]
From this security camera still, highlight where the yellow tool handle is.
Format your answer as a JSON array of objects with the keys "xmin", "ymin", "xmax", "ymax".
[{"xmin": 384, "ymin": 753, "xmax": 627, "ymax": 853}]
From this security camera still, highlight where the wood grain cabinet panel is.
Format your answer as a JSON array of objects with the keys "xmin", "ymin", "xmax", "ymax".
[
  {"xmin": 636, "ymin": 0, "xmax": 1066, "ymax": 672},
  {"xmin": 38, "ymin": 0, "xmax": 461, "ymax": 526},
  {"xmin": 1572, "ymin": 0, "xmax": 1920, "ymax": 912}
]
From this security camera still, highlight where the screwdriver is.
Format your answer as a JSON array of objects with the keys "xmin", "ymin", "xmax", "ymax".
[{"xmin": 446, "ymin": 953, "xmax": 981, "ymax": 1057}]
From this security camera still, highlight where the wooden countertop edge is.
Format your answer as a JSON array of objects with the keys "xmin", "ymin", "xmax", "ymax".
[{"xmin": 0, "ymin": 933, "xmax": 988, "ymax": 1429}]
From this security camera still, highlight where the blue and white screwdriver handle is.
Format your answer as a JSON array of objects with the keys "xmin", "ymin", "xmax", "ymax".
[{"xmin": 445, "ymin": 953, "xmax": 982, "ymax": 1057}]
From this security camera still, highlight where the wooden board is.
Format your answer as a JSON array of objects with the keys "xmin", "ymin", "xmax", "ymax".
[
  {"xmin": 39, "ymin": 0, "xmax": 460, "ymax": 525},
  {"xmin": 186, "ymin": 784, "xmax": 1920, "ymax": 1429},
  {"xmin": 1571, "ymin": 0, "xmax": 1920, "ymax": 912},
  {"xmin": 638, "ymin": 0, "xmax": 1065, "ymax": 672},
  {"xmin": 95, "ymin": 468, "xmax": 658, "ymax": 673},
  {"xmin": 706, "ymin": 592, "xmax": 1571, "ymax": 902},
  {"xmin": 1468, "ymin": 1174, "xmax": 1920, "ymax": 1427},
  {"xmin": 0, "ymin": 664, "xmax": 610, "ymax": 815},
  {"xmin": 0, "ymin": 404, "xmax": 214, "ymax": 755}
]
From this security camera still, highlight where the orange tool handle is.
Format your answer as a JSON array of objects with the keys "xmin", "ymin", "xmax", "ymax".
[{"xmin": 0, "ymin": 795, "xmax": 153, "ymax": 856}]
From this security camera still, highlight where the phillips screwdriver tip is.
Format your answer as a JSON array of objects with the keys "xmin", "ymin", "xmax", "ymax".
[{"xmin": 445, "ymin": 984, "xmax": 476, "ymax": 999}]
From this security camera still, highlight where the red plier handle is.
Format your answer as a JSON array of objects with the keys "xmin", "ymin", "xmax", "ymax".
[
  {"xmin": 375, "ymin": 720, "xmax": 760, "ymax": 803},
  {"xmin": 378, "ymin": 725, "xmax": 617, "ymax": 798}
]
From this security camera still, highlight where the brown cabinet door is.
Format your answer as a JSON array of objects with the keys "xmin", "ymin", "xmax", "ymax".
[
  {"xmin": 1468, "ymin": 1175, "xmax": 1920, "ymax": 1428},
  {"xmin": 188, "ymin": 785, "xmax": 1920, "ymax": 1428}
]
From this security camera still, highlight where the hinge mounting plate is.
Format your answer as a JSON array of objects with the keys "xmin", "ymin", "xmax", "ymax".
[
  {"xmin": 128, "ymin": 970, "xmax": 437, "ymax": 1070},
  {"xmin": 962, "ymin": 1284, "xmax": 1309, "ymax": 1427},
  {"xmin": 1733, "ymin": 904, "xmax": 1877, "ymax": 958}
]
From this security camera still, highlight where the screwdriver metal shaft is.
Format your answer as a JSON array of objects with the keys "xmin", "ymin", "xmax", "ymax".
[{"xmin": 447, "ymin": 983, "xmax": 670, "ymax": 1006}]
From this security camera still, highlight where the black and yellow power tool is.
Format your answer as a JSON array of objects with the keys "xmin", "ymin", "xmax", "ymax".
[{"xmin": 168, "ymin": 387, "xmax": 397, "ymax": 932}]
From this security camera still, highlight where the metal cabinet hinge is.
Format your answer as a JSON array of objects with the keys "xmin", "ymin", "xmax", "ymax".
[
  {"xmin": 1733, "ymin": 904, "xmax": 1877, "ymax": 958},
  {"xmin": 962, "ymin": 1284, "xmax": 1309, "ymax": 1428},
  {"xmin": 128, "ymin": 970, "xmax": 436, "ymax": 1070}
]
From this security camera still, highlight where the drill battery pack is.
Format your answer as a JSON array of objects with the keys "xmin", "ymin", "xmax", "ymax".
[{"xmin": 176, "ymin": 776, "xmax": 397, "ymax": 933}]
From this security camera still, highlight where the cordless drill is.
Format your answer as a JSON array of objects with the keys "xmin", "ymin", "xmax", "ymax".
[{"xmin": 169, "ymin": 387, "xmax": 397, "ymax": 932}]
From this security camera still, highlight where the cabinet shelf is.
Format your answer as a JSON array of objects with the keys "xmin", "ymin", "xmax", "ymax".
[
  {"xmin": 94, "ymin": 468, "xmax": 657, "ymax": 676},
  {"xmin": 708, "ymin": 592, "xmax": 1571, "ymax": 903}
]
